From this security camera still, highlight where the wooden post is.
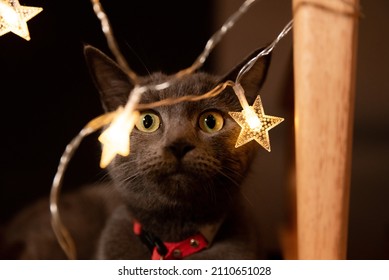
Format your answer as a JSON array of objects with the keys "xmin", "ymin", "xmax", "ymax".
[{"xmin": 292, "ymin": 0, "xmax": 359, "ymax": 259}]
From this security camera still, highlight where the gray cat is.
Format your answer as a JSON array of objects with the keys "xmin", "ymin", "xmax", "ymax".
[{"xmin": 0, "ymin": 45, "xmax": 271, "ymax": 260}]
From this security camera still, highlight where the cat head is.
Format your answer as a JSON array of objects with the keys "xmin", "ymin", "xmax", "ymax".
[{"xmin": 84, "ymin": 45, "xmax": 271, "ymax": 227}]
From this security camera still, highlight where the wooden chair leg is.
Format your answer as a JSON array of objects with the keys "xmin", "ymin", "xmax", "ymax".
[{"xmin": 292, "ymin": 0, "xmax": 359, "ymax": 259}]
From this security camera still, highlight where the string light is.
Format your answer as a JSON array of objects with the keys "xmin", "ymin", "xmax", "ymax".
[
  {"xmin": 94, "ymin": 0, "xmax": 282, "ymax": 166},
  {"xmin": 50, "ymin": 0, "xmax": 292, "ymax": 259},
  {"xmin": 98, "ymin": 107, "xmax": 139, "ymax": 168},
  {"xmin": 90, "ymin": 0, "xmax": 138, "ymax": 83},
  {"xmin": 227, "ymin": 19, "xmax": 293, "ymax": 150},
  {"xmin": 94, "ymin": 0, "xmax": 268, "ymax": 167},
  {"xmin": 50, "ymin": 112, "xmax": 116, "ymax": 259},
  {"xmin": 175, "ymin": 0, "xmax": 260, "ymax": 77},
  {"xmin": 229, "ymin": 95, "xmax": 284, "ymax": 150},
  {"xmin": 0, "ymin": 0, "xmax": 42, "ymax": 41}
]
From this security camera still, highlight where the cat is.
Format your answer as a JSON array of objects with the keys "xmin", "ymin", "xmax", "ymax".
[{"xmin": 0, "ymin": 44, "xmax": 271, "ymax": 260}]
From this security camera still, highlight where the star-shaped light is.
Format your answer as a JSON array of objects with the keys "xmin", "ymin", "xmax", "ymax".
[
  {"xmin": 229, "ymin": 95, "xmax": 284, "ymax": 151},
  {"xmin": 98, "ymin": 107, "xmax": 139, "ymax": 168},
  {"xmin": 0, "ymin": 0, "xmax": 43, "ymax": 41}
]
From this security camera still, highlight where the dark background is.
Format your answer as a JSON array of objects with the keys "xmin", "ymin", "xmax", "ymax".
[
  {"xmin": 1, "ymin": 0, "xmax": 388, "ymax": 260},
  {"xmin": 0, "ymin": 0, "xmax": 213, "ymax": 223}
]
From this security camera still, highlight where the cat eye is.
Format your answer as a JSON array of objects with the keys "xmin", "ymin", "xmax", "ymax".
[
  {"xmin": 135, "ymin": 111, "xmax": 161, "ymax": 133},
  {"xmin": 199, "ymin": 111, "xmax": 224, "ymax": 133}
]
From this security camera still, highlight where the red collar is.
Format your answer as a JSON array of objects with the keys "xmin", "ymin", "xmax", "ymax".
[{"xmin": 133, "ymin": 221, "xmax": 209, "ymax": 260}]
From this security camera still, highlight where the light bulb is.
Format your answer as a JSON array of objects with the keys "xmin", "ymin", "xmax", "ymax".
[
  {"xmin": 98, "ymin": 107, "xmax": 139, "ymax": 168},
  {"xmin": 0, "ymin": 0, "xmax": 43, "ymax": 41},
  {"xmin": 229, "ymin": 95, "xmax": 284, "ymax": 151}
]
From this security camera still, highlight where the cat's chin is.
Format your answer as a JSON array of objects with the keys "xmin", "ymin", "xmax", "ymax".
[
  {"xmin": 158, "ymin": 172, "xmax": 199, "ymax": 189},
  {"xmin": 151, "ymin": 170, "xmax": 210, "ymax": 198},
  {"xmin": 164, "ymin": 172, "xmax": 189, "ymax": 181}
]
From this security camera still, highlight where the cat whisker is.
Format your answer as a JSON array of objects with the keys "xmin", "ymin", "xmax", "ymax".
[
  {"xmin": 199, "ymin": 182, "xmax": 217, "ymax": 205},
  {"xmin": 239, "ymin": 191, "xmax": 255, "ymax": 210},
  {"xmin": 120, "ymin": 172, "xmax": 142, "ymax": 185},
  {"xmin": 218, "ymin": 165, "xmax": 242, "ymax": 187},
  {"xmin": 96, "ymin": 171, "xmax": 111, "ymax": 184}
]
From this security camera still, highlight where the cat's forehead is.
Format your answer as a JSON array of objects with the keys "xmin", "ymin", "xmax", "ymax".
[
  {"xmin": 139, "ymin": 72, "xmax": 215, "ymax": 99},
  {"xmin": 138, "ymin": 72, "xmax": 240, "ymax": 112}
]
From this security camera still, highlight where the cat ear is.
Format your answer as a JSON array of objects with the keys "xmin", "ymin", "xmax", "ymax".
[
  {"xmin": 219, "ymin": 48, "xmax": 271, "ymax": 103},
  {"xmin": 84, "ymin": 45, "xmax": 135, "ymax": 112}
]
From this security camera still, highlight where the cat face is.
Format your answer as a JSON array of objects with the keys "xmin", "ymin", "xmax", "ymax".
[{"xmin": 84, "ymin": 46, "xmax": 270, "ymax": 222}]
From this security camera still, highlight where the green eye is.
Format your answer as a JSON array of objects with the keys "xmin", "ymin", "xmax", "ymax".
[
  {"xmin": 136, "ymin": 111, "xmax": 161, "ymax": 132},
  {"xmin": 199, "ymin": 111, "xmax": 224, "ymax": 133}
]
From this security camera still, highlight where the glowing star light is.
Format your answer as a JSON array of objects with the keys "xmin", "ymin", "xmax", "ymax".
[
  {"xmin": 0, "ymin": 0, "xmax": 43, "ymax": 41},
  {"xmin": 229, "ymin": 95, "xmax": 284, "ymax": 151},
  {"xmin": 98, "ymin": 107, "xmax": 139, "ymax": 168}
]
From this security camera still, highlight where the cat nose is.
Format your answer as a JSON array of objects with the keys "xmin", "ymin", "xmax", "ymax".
[{"xmin": 166, "ymin": 140, "xmax": 195, "ymax": 159}]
